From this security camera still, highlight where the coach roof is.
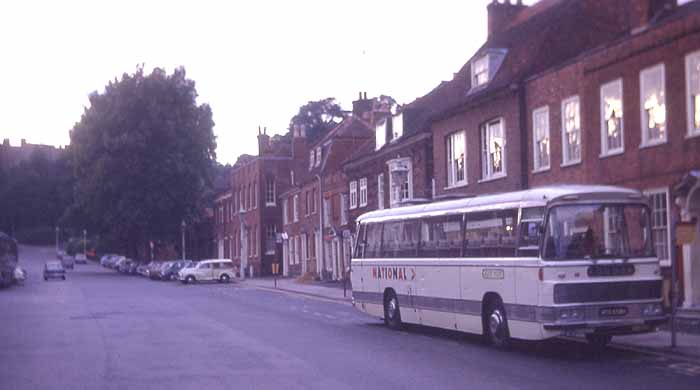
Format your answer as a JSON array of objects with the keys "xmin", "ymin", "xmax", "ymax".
[{"xmin": 356, "ymin": 185, "xmax": 641, "ymax": 224}]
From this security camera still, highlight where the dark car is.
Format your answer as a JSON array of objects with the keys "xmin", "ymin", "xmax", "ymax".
[
  {"xmin": 44, "ymin": 261, "xmax": 66, "ymax": 281},
  {"xmin": 118, "ymin": 259, "xmax": 133, "ymax": 273},
  {"xmin": 150, "ymin": 261, "xmax": 173, "ymax": 280},
  {"xmin": 161, "ymin": 260, "xmax": 192, "ymax": 281}
]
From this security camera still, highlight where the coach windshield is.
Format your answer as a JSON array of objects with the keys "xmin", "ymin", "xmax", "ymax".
[{"xmin": 543, "ymin": 203, "xmax": 654, "ymax": 260}]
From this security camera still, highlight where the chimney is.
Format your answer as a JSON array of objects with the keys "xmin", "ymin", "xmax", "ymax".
[
  {"xmin": 352, "ymin": 92, "xmax": 373, "ymax": 119},
  {"xmin": 21, "ymin": 138, "xmax": 26, "ymax": 147},
  {"xmin": 629, "ymin": 0, "xmax": 676, "ymax": 32},
  {"xmin": 257, "ymin": 126, "xmax": 270, "ymax": 155},
  {"xmin": 2, "ymin": 139, "xmax": 9, "ymax": 147},
  {"xmin": 487, "ymin": 0, "xmax": 527, "ymax": 38}
]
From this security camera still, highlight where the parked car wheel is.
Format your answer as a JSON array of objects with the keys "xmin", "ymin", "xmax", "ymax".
[
  {"xmin": 186, "ymin": 275, "xmax": 195, "ymax": 284},
  {"xmin": 219, "ymin": 274, "xmax": 230, "ymax": 283}
]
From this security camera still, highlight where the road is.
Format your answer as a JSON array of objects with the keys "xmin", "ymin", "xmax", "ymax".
[{"xmin": 1, "ymin": 245, "xmax": 698, "ymax": 390}]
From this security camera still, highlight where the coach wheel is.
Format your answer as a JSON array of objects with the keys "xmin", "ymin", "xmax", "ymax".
[
  {"xmin": 484, "ymin": 300, "xmax": 510, "ymax": 349},
  {"xmin": 383, "ymin": 290, "xmax": 402, "ymax": 330}
]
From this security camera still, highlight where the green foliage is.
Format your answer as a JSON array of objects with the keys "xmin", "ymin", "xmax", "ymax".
[
  {"xmin": 288, "ymin": 98, "xmax": 344, "ymax": 140},
  {"xmin": 0, "ymin": 149, "xmax": 73, "ymax": 237},
  {"xmin": 67, "ymin": 66, "xmax": 216, "ymax": 258}
]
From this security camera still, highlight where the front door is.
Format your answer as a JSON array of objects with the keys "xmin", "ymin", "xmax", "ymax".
[{"xmin": 196, "ymin": 263, "xmax": 213, "ymax": 281}]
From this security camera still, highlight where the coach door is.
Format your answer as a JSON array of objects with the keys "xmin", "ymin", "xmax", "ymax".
[{"xmin": 415, "ymin": 215, "xmax": 463, "ymax": 329}]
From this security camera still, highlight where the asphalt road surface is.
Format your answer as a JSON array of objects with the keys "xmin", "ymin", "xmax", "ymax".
[{"xmin": 1, "ymin": 245, "xmax": 698, "ymax": 390}]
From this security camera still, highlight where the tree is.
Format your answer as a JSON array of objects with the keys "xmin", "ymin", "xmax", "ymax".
[
  {"xmin": 288, "ymin": 98, "xmax": 344, "ymax": 140},
  {"xmin": 67, "ymin": 66, "xmax": 216, "ymax": 258}
]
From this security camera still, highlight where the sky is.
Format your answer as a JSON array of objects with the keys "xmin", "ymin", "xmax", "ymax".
[{"xmin": 0, "ymin": 0, "xmax": 536, "ymax": 165}]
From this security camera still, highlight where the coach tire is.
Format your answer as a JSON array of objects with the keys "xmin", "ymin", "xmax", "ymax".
[
  {"xmin": 484, "ymin": 300, "xmax": 510, "ymax": 349},
  {"xmin": 383, "ymin": 290, "xmax": 403, "ymax": 330}
]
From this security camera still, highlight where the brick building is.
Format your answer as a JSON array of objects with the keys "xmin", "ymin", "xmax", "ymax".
[
  {"xmin": 523, "ymin": 0, "xmax": 700, "ymax": 308},
  {"xmin": 0, "ymin": 138, "xmax": 64, "ymax": 170},
  {"xmin": 279, "ymin": 95, "xmax": 382, "ymax": 280},
  {"xmin": 213, "ymin": 129, "xmax": 296, "ymax": 277}
]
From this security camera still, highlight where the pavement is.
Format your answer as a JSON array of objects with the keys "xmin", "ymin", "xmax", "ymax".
[
  {"xmin": 242, "ymin": 276, "xmax": 700, "ymax": 362},
  {"xmin": 2, "ymin": 245, "xmax": 700, "ymax": 390}
]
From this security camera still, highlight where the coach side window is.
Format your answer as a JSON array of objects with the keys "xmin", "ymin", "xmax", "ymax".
[
  {"xmin": 382, "ymin": 219, "xmax": 420, "ymax": 258},
  {"xmin": 354, "ymin": 223, "xmax": 367, "ymax": 259},
  {"xmin": 464, "ymin": 209, "xmax": 517, "ymax": 257},
  {"xmin": 518, "ymin": 207, "xmax": 544, "ymax": 257},
  {"xmin": 419, "ymin": 215, "xmax": 463, "ymax": 258},
  {"xmin": 365, "ymin": 223, "xmax": 384, "ymax": 258}
]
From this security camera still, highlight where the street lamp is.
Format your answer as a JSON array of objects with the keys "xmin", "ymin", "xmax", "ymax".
[
  {"xmin": 82, "ymin": 229, "xmax": 87, "ymax": 256},
  {"xmin": 181, "ymin": 220, "xmax": 186, "ymax": 260}
]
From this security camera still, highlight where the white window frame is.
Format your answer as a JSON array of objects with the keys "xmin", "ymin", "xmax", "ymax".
[
  {"xmin": 686, "ymin": 50, "xmax": 700, "ymax": 137},
  {"xmin": 377, "ymin": 173, "xmax": 385, "ymax": 210},
  {"xmin": 349, "ymin": 181, "xmax": 358, "ymax": 210},
  {"xmin": 323, "ymin": 198, "xmax": 331, "ymax": 228},
  {"xmin": 600, "ymin": 79, "xmax": 625, "ymax": 157},
  {"xmin": 282, "ymin": 198, "xmax": 288, "ymax": 225},
  {"xmin": 446, "ymin": 130, "xmax": 467, "ymax": 188},
  {"xmin": 293, "ymin": 194, "xmax": 299, "ymax": 222},
  {"xmin": 315, "ymin": 147, "xmax": 322, "ymax": 167},
  {"xmin": 309, "ymin": 150, "xmax": 315, "ymax": 170},
  {"xmin": 265, "ymin": 225, "xmax": 276, "ymax": 255},
  {"xmin": 644, "ymin": 188, "xmax": 671, "ymax": 267},
  {"xmin": 375, "ymin": 119, "xmax": 387, "ymax": 151},
  {"xmin": 471, "ymin": 55, "xmax": 489, "ymax": 88},
  {"xmin": 532, "ymin": 106, "xmax": 551, "ymax": 172},
  {"xmin": 253, "ymin": 182, "xmax": 258, "ymax": 209},
  {"xmin": 640, "ymin": 64, "xmax": 667, "ymax": 147},
  {"xmin": 301, "ymin": 233, "xmax": 308, "ymax": 261},
  {"xmin": 341, "ymin": 194, "xmax": 349, "ymax": 225},
  {"xmin": 265, "ymin": 178, "xmax": 275, "ymax": 206},
  {"xmin": 359, "ymin": 178, "xmax": 368, "ymax": 207},
  {"xmin": 561, "ymin": 95, "xmax": 582, "ymax": 166},
  {"xmin": 480, "ymin": 118, "xmax": 507, "ymax": 181}
]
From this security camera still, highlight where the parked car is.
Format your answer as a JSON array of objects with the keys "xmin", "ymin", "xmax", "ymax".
[
  {"xmin": 126, "ymin": 261, "xmax": 139, "ymax": 275},
  {"xmin": 150, "ymin": 261, "xmax": 174, "ymax": 280},
  {"xmin": 161, "ymin": 260, "xmax": 192, "ymax": 281},
  {"xmin": 75, "ymin": 253, "xmax": 88, "ymax": 264},
  {"xmin": 56, "ymin": 250, "xmax": 66, "ymax": 259},
  {"xmin": 112, "ymin": 256, "xmax": 127, "ymax": 270},
  {"xmin": 100, "ymin": 254, "xmax": 116, "ymax": 267},
  {"xmin": 44, "ymin": 261, "xmax": 66, "ymax": 281},
  {"xmin": 60, "ymin": 254, "xmax": 74, "ymax": 270},
  {"xmin": 117, "ymin": 258, "xmax": 132, "ymax": 273},
  {"xmin": 146, "ymin": 261, "xmax": 163, "ymax": 278},
  {"xmin": 179, "ymin": 259, "xmax": 234, "ymax": 284},
  {"xmin": 136, "ymin": 263, "xmax": 151, "ymax": 276}
]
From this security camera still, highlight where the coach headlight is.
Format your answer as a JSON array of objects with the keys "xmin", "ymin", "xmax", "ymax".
[
  {"xmin": 558, "ymin": 308, "xmax": 584, "ymax": 321},
  {"xmin": 641, "ymin": 303, "xmax": 663, "ymax": 317}
]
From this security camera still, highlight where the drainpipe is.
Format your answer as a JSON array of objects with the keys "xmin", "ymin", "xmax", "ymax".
[
  {"xmin": 517, "ymin": 81, "xmax": 529, "ymax": 190},
  {"xmin": 316, "ymin": 174, "xmax": 324, "ymax": 280}
]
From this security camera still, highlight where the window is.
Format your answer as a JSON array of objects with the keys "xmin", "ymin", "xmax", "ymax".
[
  {"xmin": 359, "ymin": 178, "xmax": 368, "ymax": 207},
  {"xmin": 293, "ymin": 194, "xmax": 299, "ymax": 222},
  {"xmin": 382, "ymin": 219, "xmax": 421, "ymax": 258},
  {"xmin": 600, "ymin": 79, "xmax": 624, "ymax": 156},
  {"xmin": 364, "ymin": 223, "xmax": 383, "ymax": 258},
  {"xmin": 266, "ymin": 225, "xmax": 276, "ymax": 255},
  {"xmin": 315, "ymin": 147, "xmax": 321, "ymax": 167},
  {"xmin": 305, "ymin": 191, "xmax": 311, "ymax": 216},
  {"xmin": 282, "ymin": 198, "xmax": 288, "ymax": 225},
  {"xmin": 388, "ymin": 158, "xmax": 413, "ymax": 208},
  {"xmin": 290, "ymin": 171, "xmax": 295, "ymax": 186},
  {"xmin": 561, "ymin": 96, "xmax": 582, "ymax": 165},
  {"xmin": 419, "ymin": 215, "xmax": 463, "ymax": 258},
  {"xmin": 301, "ymin": 233, "xmax": 308, "ymax": 262},
  {"xmin": 480, "ymin": 119, "xmax": 506, "ymax": 180},
  {"xmin": 640, "ymin": 64, "xmax": 666, "ymax": 146},
  {"xmin": 472, "ymin": 55, "xmax": 489, "ymax": 87},
  {"xmin": 375, "ymin": 119, "xmax": 387, "ymax": 150},
  {"xmin": 377, "ymin": 173, "xmax": 385, "ymax": 210},
  {"xmin": 645, "ymin": 189, "xmax": 670, "ymax": 266},
  {"xmin": 290, "ymin": 236, "xmax": 296, "ymax": 265},
  {"xmin": 253, "ymin": 182, "xmax": 258, "ymax": 209},
  {"xmin": 239, "ymin": 189, "xmax": 244, "ymax": 211},
  {"xmin": 341, "ymin": 194, "xmax": 349, "ymax": 225},
  {"xmin": 686, "ymin": 50, "xmax": 700, "ymax": 136},
  {"xmin": 533, "ymin": 106, "xmax": 550, "ymax": 171},
  {"xmin": 309, "ymin": 150, "xmax": 315, "ymax": 170},
  {"xmin": 518, "ymin": 207, "xmax": 545, "ymax": 257},
  {"xmin": 323, "ymin": 198, "xmax": 331, "ymax": 227},
  {"xmin": 464, "ymin": 209, "xmax": 517, "ymax": 257},
  {"xmin": 311, "ymin": 189, "xmax": 317, "ymax": 214},
  {"xmin": 392, "ymin": 113, "xmax": 403, "ymax": 141},
  {"xmin": 349, "ymin": 181, "xmax": 358, "ymax": 209},
  {"xmin": 446, "ymin": 131, "xmax": 467, "ymax": 187},
  {"xmin": 265, "ymin": 177, "xmax": 275, "ymax": 206}
]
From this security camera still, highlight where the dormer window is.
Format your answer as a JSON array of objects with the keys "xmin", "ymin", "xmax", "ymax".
[
  {"xmin": 391, "ymin": 113, "xmax": 403, "ymax": 142},
  {"xmin": 315, "ymin": 147, "xmax": 321, "ymax": 167},
  {"xmin": 472, "ymin": 55, "xmax": 490, "ymax": 87},
  {"xmin": 375, "ymin": 118, "xmax": 387, "ymax": 151}
]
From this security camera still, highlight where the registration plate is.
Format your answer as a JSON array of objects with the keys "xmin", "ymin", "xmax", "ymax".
[{"xmin": 599, "ymin": 307, "xmax": 628, "ymax": 317}]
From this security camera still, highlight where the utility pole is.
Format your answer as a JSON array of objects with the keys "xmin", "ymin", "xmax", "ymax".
[
  {"xmin": 181, "ymin": 220, "xmax": 186, "ymax": 260},
  {"xmin": 55, "ymin": 226, "xmax": 59, "ymax": 254},
  {"xmin": 82, "ymin": 229, "xmax": 87, "ymax": 256}
]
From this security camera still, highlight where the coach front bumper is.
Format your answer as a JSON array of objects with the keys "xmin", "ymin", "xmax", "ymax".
[{"xmin": 538, "ymin": 301, "xmax": 667, "ymax": 332}]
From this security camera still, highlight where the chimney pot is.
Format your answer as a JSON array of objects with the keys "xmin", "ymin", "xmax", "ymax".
[{"xmin": 21, "ymin": 139, "xmax": 26, "ymax": 146}]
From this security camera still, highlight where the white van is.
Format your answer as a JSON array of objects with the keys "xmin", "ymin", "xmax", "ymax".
[{"xmin": 178, "ymin": 259, "xmax": 234, "ymax": 284}]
